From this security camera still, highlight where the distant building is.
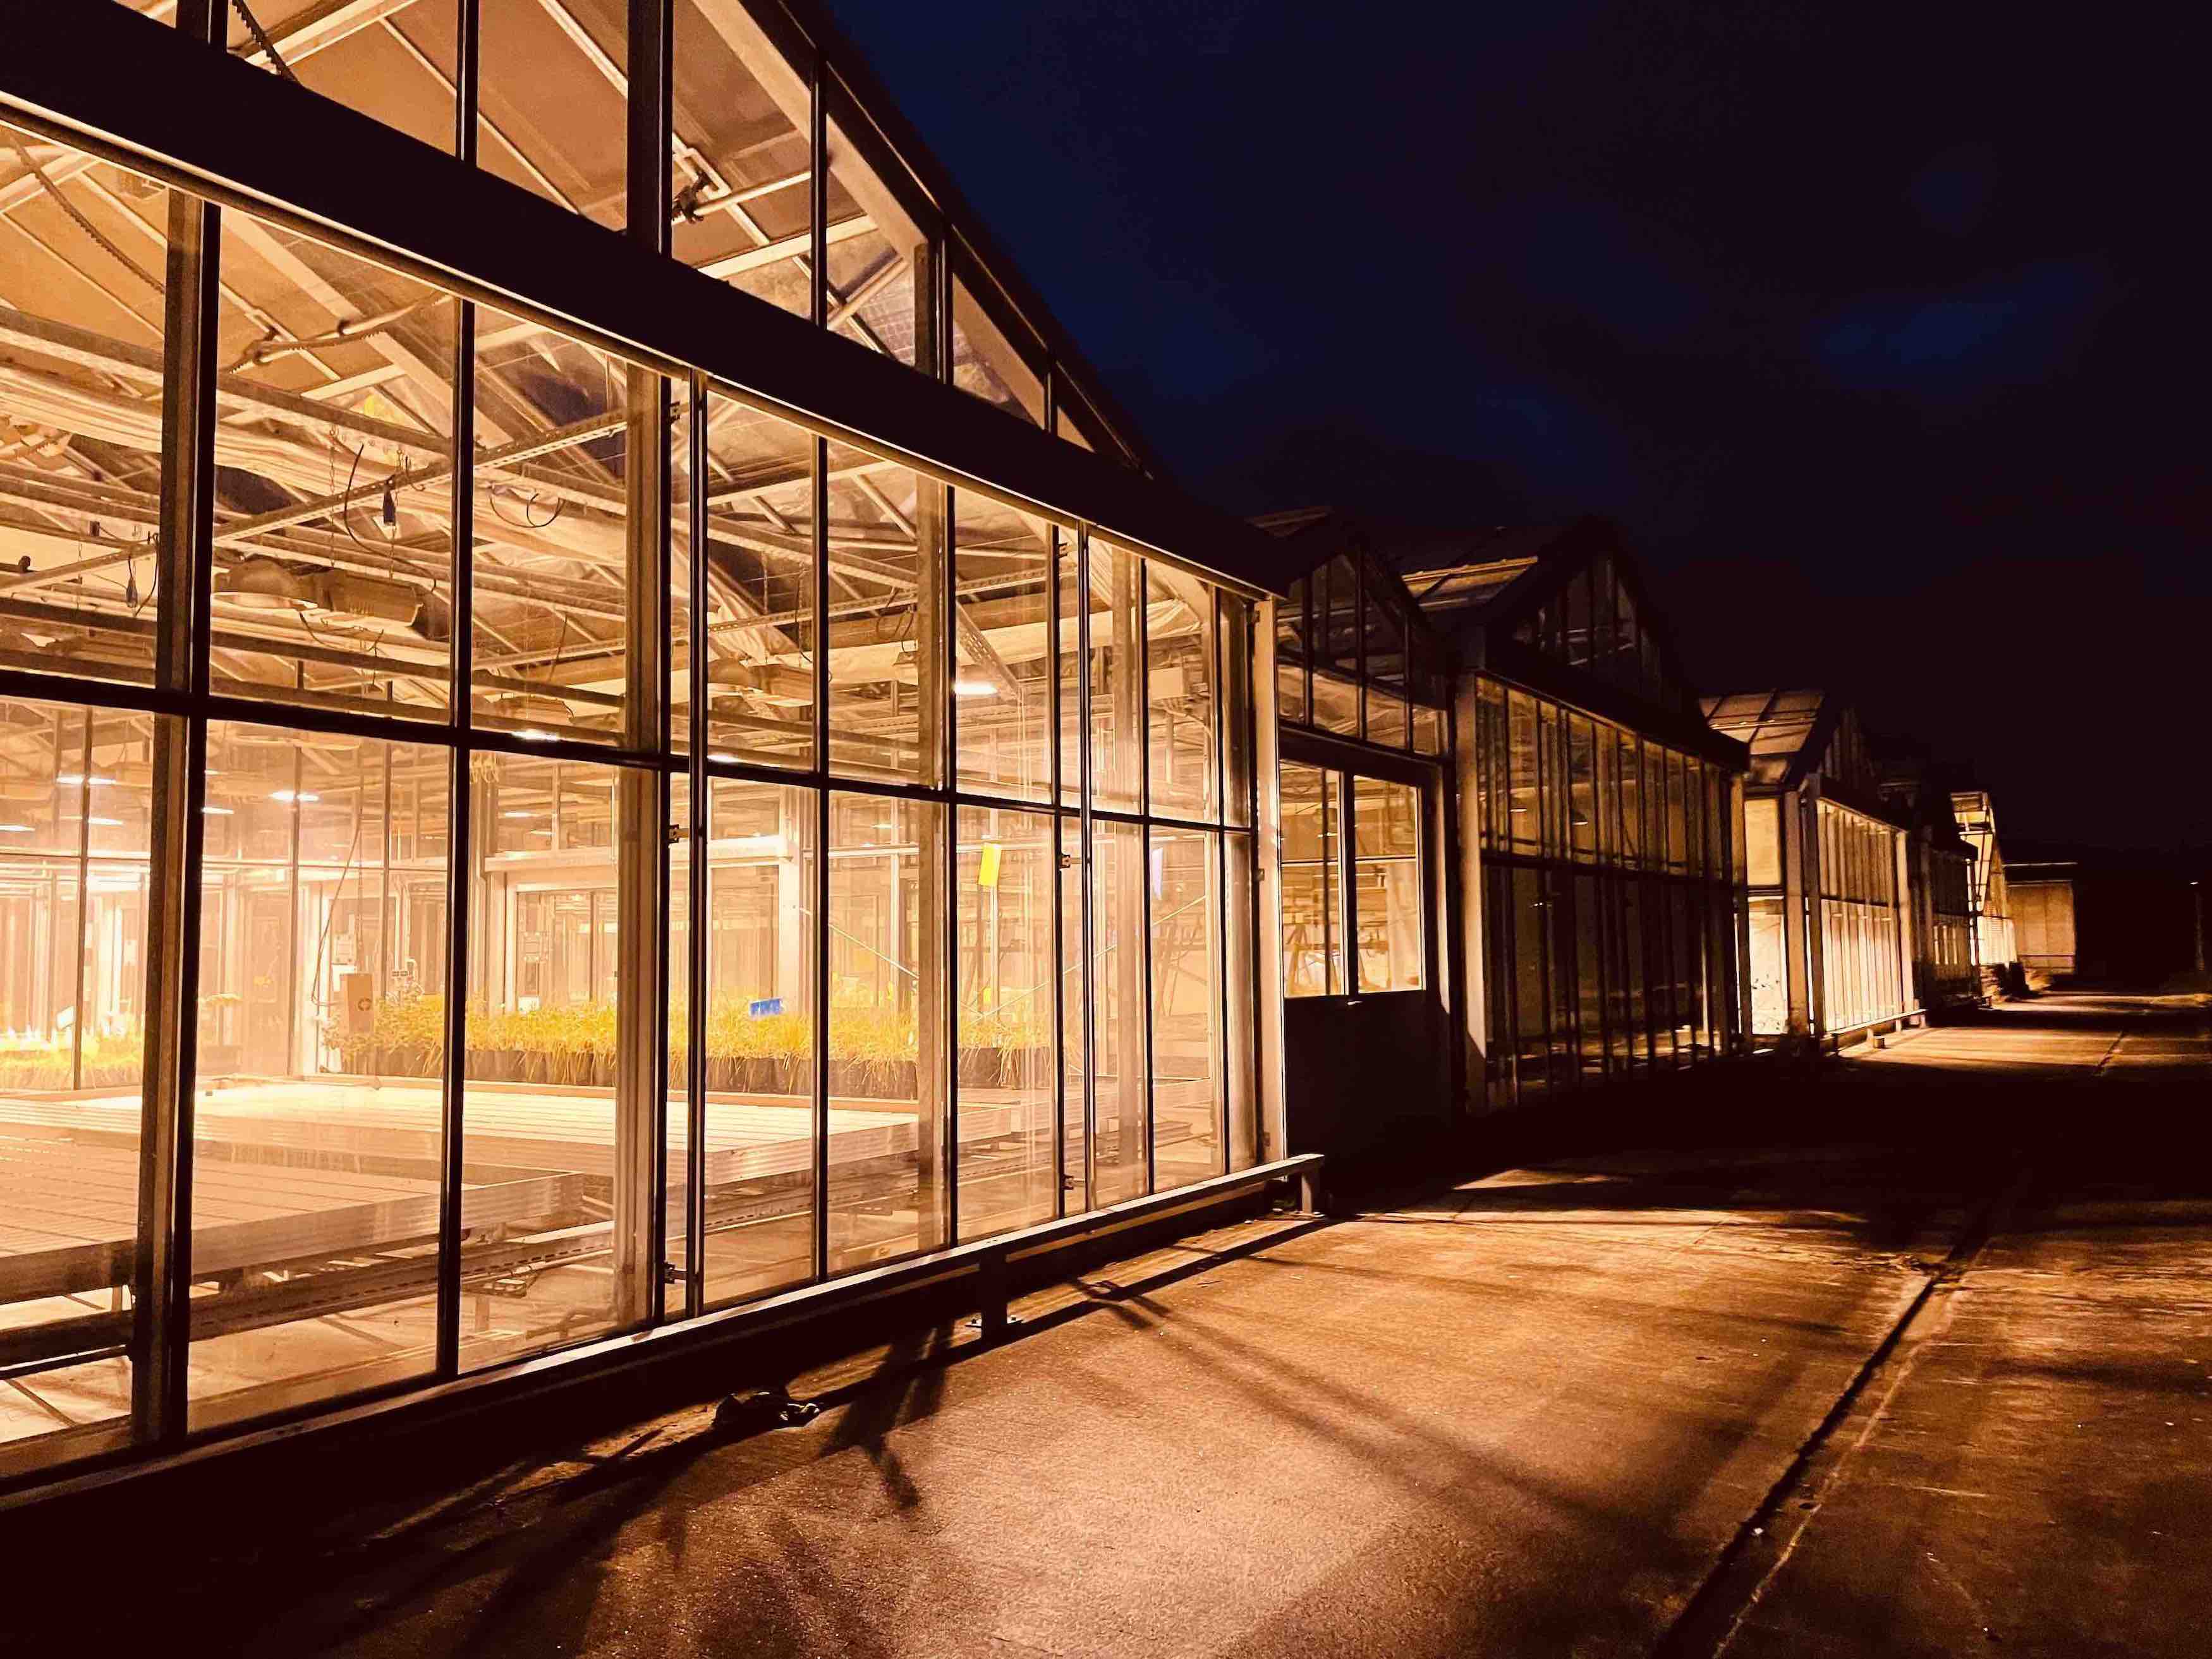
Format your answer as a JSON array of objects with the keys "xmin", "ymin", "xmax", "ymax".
[{"xmin": 1950, "ymin": 791, "xmax": 2021, "ymax": 994}]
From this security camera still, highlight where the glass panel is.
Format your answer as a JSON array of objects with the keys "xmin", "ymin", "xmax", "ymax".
[
  {"xmin": 1703, "ymin": 765, "xmax": 1725, "ymax": 877},
  {"xmin": 1223, "ymin": 831, "xmax": 1256, "ymax": 1170},
  {"xmin": 1683, "ymin": 758, "xmax": 1705, "ymax": 877},
  {"xmin": 700, "ymin": 775, "xmax": 815, "ymax": 1306},
  {"xmin": 479, "ymin": 0, "xmax": 629, "ymax": 231},
  {"xmin": 1509, "ymin": 865, "xmax": 1548, "ymax": 1097},
  {"xmin": 1279, "ymin": 761, "xmax": 1337, "ymax": 998},
  {"xmin": 1610, "ymin": 878, "xmax": 1642, "ymax": 1068},
  {"xmin": 1567, "ymin": 717, "xmax": 1597, "ymax": 861},
  {"xmin": 1145, "ymin": 563, "xmax": 1216, "ymax": 821},
  {"xmin": 211, "ymin": 210, "xmax": 458, "ymax": 719},
  {"xmin": 471, "ymin": 305, "xmax": 647, "ymax": 746},
  {"xmin": 1055, "ymin": 529, "xmax": 1082, "ymax": 808},
  {"xmin": 825, "ymin": 454, "xmax": 940, "ymax": 784},
  {"xmin": 664, "ymin": 775, "xmax": 691, "ymax": 1297},
  {"xmin": 1574, "ymin": 872, "xmax": 1605, "ymax": 1079},
  {"xmin": 1310, "ymin": 671, "xmax": 1361, "ymax": 738},
  {"xmin": 1150, "ymin": 825, "xmax": 1223, "ymax": 1191},
  {"xmin": 951, "ymin": 276, "xmax": 1044, "ymax": 422},
  {"xmin": 1220, "ymin": 593, "xmax": 1255, "ymax": 827},
  {"xmin": 239, "ymin": 0, "xmax": 460, "ymax": 153},
  {"xmin": 1540, "ymin": 703, "xmax": 1567, "ymax": 856},
  {"xmin": 956, "ymin": 804, "xmax": 1055, "ymax": 1240},
  {"xmin": 672, "ymin": 0, "xmax": 813, "ymax": 315},
  {"xmin": 1545, "ymin": 868, "xmax": 1577, "ymax": 1088},
  {"xmin": 952, "ymin": 494, "xmax": 1054, "ymax": 802},
  {"xmin": 693, "ymin": 391, "xmax": 817, "ymax": 769},
  {"xmin": 1085, "ymin": 538, "xmax": 1144, "ymax": 813},
  {"xmin": 1564, "ymin": 569, "xmax": 1593, "ymax": 666},
  {"xmin": 1364, "ymin": 686, "xmax": 1409, "ymax": 751},
  {"xmin": 1746, "ymin": 794, "xmax": 1783, "ymax": 887},
  {"xmin": 823, "ymin": 96, "xmax": 928, "ymax": 370},
  {"xmin": 459, "ymin": 753, "xmax": 651, "ymax": 1370},
  {"xmin": 1666, "ymin": 750, "xmax": 1688, "ymax": 870},
  {"xmin": 827, "ymin": 793, "xmax": 947, "ymax": 1270},
  {"xmin": 187, "ymin": 722, "xmax": 448, "ymax": 1428},
  {"xmin": 1595, "ymin": 722, "xmax": 1619, "ymax": 863},
  {"xmin": 1362, "ymin": 576, "xmax": 1407, "ymax": 749},
  {"xmin": 1617, "ymin": 730, "xmax": 1642, "ymax": 866},
  {"xmin": 1318, "ymin": 556, "xmax": 1360, "ymax": 678},
  {"xmin": 1352, "ymin": 776, "xmax": 1421, "ymax": 993},
  {"xmin": 1507, "ymin": 692, "xmax": 1540, "ymax": 852},
  {"xmin": 0, "ymin": 125, "xmax": 174, "ymax": 690},
  {"xmin": 1090, "ymin": 818, "xmax": 1148, "ymax": 1203},
  {"xmin": 1058, "ymin": 817, "xmax": 1086, "ymax": 1204},
  {"xmin": 0, "ymin": 700, "xmax": 159, "ymax": 1463},
  {"xmin": 1274, "ymin": 579, "xmax": 1309, "ymax": 727}
]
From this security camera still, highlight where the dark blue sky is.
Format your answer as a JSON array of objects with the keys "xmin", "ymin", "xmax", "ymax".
[{"xmin": 825, "ymin": 0, "xmax": 2206, "ymax": 854}]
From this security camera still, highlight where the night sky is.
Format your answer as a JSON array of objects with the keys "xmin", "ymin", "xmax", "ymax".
[{"xmin": 824, "ymin": 0, "xmax": 2205, "ymax": 857}]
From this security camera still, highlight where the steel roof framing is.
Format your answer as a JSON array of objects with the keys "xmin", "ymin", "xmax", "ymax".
[{"xmin": 0, "ymin": 1, "xmax": 1286, "ymax": 598}]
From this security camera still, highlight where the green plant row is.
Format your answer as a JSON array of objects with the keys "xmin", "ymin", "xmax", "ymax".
[{"xmin": 328, "ymin": 994, "xmax": 1051, "ymax": 1065}]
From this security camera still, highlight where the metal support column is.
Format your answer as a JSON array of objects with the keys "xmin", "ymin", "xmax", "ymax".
[
  {"xmin": 131, "ymin": 0, "xmax": 222, "ymax": 1443},
  {"xmin": 434, "ymin": 0, "xmax": 480, "ymax": 1378}
]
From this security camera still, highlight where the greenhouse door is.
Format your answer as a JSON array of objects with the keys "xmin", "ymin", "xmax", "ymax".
[{"xmin": 1279, "ymin": 738, "xmax": 1448, "ymax": 1165}]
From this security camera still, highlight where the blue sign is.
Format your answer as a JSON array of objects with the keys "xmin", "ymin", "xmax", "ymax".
[{"xmin": 748, "ymin": 997, "xmax": 784, "ymax": 1018}]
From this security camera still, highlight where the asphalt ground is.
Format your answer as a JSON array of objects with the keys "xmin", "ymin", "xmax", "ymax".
[{"xmin": 1, "ymin": 990, "xmax": 2203, "ymax": 1658}]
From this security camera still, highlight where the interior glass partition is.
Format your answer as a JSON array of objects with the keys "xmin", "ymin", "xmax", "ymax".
[
  {"xmin": 1473, "ymin": 676, "xmax": 1745, "ymax": 1105},
  {"xmin": 0, "ymin": 113, "xmax": 1260, "ymax": 1485}
]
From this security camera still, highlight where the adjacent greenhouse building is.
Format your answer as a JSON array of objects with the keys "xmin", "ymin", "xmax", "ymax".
[{"xmin": 1265, "ymin": 513, "xmax": 1751, "ymax": 1154}]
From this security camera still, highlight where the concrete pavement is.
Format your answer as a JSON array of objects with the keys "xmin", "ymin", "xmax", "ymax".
[{"xmin": 1, "ymin": 992, "xmax": 2203, "ymax": 1658}]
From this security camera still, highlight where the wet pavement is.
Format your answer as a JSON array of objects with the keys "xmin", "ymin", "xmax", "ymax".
[{"xmin": 1, "ymin": 991, "xmax": 2204, "ymax": 1658}]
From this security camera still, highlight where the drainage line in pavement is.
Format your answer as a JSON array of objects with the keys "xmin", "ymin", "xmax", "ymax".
[{"xmin": 1649, "ymin": 1162, "xmax": 2033, "ymax": 1659}]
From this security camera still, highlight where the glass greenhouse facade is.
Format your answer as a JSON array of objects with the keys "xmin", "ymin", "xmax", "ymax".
[
  {"xmin": 0, "ymin": 1, "xmax": 1285, "ymax": 1488},
  {"xmin": 1705, "ymin": 691, "xmax": 1923, "ymax": 1046}
]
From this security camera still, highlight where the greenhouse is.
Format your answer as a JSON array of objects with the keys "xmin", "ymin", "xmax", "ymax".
[
  {"xmin": 1703, "ymin": 690, "xmax": 1919, "ymax": 1047},
  {"xmin": 0, "ymin": 0, "xmax": 1284, "ymax": 1488},
  {"xmin": 1261, "ymin": 513, "xmax": 1750, "ymax": 1138}
]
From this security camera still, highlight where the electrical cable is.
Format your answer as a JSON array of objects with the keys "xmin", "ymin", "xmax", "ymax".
[{"xmin": 486, "ymin": 484, "xmax": 566, "ymax": 530}]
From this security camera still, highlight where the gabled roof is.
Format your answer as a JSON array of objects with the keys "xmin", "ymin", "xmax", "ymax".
[
  {"xmin": 1703, "ymin": 689, "xmax": 1892, "ymax": 817},
  {"xmin": 1701, "ymin": 690, "xmax": 1830, "ymax": 786},
  {"xmin": 1260, "ymin": 511, "xmax": 1743, "ymax": 767}
]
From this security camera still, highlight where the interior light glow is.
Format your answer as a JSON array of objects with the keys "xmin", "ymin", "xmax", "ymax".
[
  {"xmin": 515, "ymin": 729, "xmax": 557, "ymax": 743},
  {"xmin": 201, "ymin": 806, "xmax": 234, "ymax": 816},
  {"xmin": 57, "ymin": 774, "xmax": 116, "ymax": 787},
  {"xmin": 87, "ymin": 817, "xmax": 123, "ymax": 827},
  {"xmin": 952, "ymin": 679, "xmax": 996, "ymax": 698},
  {"xmin": 500, "ymin": 810, "xmax": 539, "ymax": 820},
  {"xmin": 708, "ymin": 751, "xmax": 739, "ymax": 763},
  {"xmin": 269, "ymin": 789, "xmax": 321, "ymax": 803},
  {"xmin": 0, "ymin": 823, "xmax": 32, "ymax": 834}
]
